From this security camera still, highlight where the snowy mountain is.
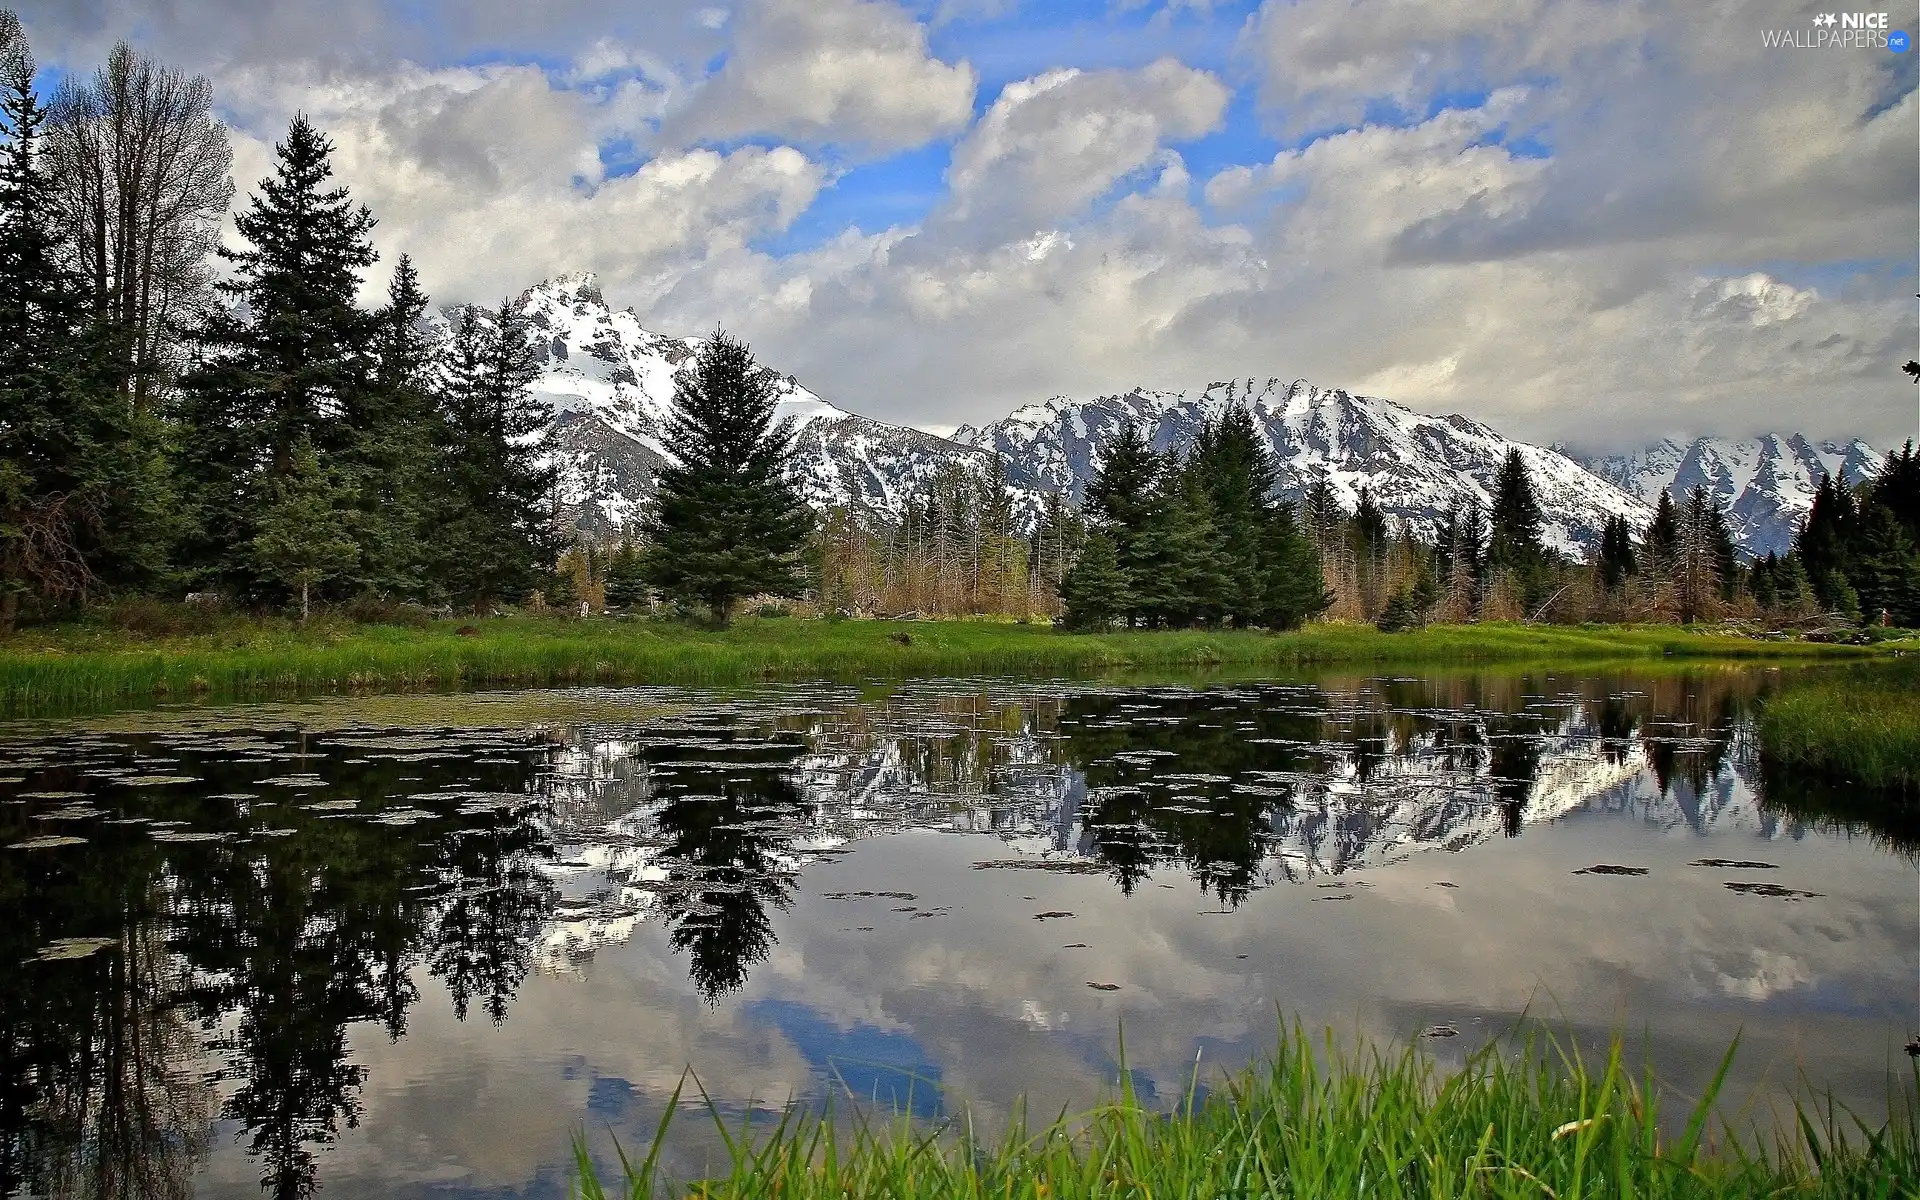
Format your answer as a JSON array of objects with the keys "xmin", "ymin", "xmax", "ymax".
[
  {"xmin": 953, "ymin": 380, "xmax": 1652, "ymax": 555},
  {"xmin": 461, "ymin": 274, "xmax": 1005, "ymax": 538},
  {"xmin": 1573, "ymin": 436, "xmax": 1883, "ymax": 558},
  {"xmin": 466, "ymin": 276, "xmax": 1875, "ymax": 559}
]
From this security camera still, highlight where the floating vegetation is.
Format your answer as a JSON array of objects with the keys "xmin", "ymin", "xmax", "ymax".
[
  {"xmin": 30, "ymin": 937, "xmax": 116, "ymax": 962},
  {"xmin": 1724, "ymin": 882, "xmax": 1822, "ymax": 900},
  {"xmin": 970, "ymin": 859, "xmax": 1108, "ymax": 873},
  {"xmin": 1575, "ymin": 864, "xmax": 1649, "ymax": 876},
  {"xmin": 1690, "ymin": 859, "xmax": 1778, "ymax": 869},
  {"xmin": 8, "ymin": 835, "xmax": 87, "ymax": 850}
]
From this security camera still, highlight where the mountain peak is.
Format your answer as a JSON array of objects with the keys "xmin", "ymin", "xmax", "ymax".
[
  {"xmin": 530, "ymin": 271, "xmax": 605, "ymax": 309},
  {"xmin": 1573, "ymin": 433, "xmax": 1884, "ymax": 556}
]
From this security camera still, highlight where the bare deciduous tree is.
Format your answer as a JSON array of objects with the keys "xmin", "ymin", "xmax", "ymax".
[{"xmin": 47, "ymin": 42, "xmax": 232, "ymax": 407}]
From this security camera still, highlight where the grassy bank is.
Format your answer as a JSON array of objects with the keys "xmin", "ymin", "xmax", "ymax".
[
  {"xmin": 0, "ymin": 616, "xmax": 1889, "ymax": 715},
  {"xmin": 571, "ymin": 1025, "xmax": 1917, "ymax": 1199},
  {"xmin": 1760, "ymin": 659, "xmax": 1920, "ymax": 793},
  {"xmin": 0, "ymin": 616, "xmax": 1885, "ymax": 714}
]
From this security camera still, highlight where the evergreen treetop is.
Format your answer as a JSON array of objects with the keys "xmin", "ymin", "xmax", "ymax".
[
  {"xmin": 1486, "ymin": 448, "xmax": 1545, "ymax": 572},
  {"xmin": 642, "ymin": 330, "xmax": 813, "ymax": 625}
]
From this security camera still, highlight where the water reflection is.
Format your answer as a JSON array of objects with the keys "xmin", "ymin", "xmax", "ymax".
[{"xmin": 0, "ymin": 669, "xmax": 1911, "ymax": 1195}]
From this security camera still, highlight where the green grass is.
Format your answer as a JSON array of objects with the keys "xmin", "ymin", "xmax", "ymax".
[
  {"xmin": 570, "ymin": 1023, "xmax": 1918, "ymax": 1199},
  {"xmin": 1760, "ymin": 659, "xmax": 1920, "ymax": 793},
  {"xmin": 0, "ymin": 615, "xmax": 1885, "ymax": 715}
]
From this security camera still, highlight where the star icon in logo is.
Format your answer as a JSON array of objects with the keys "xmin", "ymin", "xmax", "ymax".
[{"xmin": 1813, "ymin": 12, "xmax": 1837, "ymax": 26}]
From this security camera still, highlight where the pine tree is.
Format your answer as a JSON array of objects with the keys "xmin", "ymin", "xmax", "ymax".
[
  {"xmin": 342, "ymin": 254, "xmax": 441, "ymax": 598},
  {"xmin": 641, "ymin": 331, "xmax": 812, "ymax": 626},
  {"xmin": 1644, "ymin": 490, "xmax": 1680, "ymax": 578},
  {"xmin": 1794, "ymin": 473, "xmax": 1859, "ymax": 613},
  {"xmin": 250, "ymin": 438, "xmax": 356, "ymax": 621},
  {"xmin": 0, "ymin": 18, "xmax": 134, "ymax": 626},
  {"xmin": 172, "ymin": 115, "xmax": 377, "ymax": 599},
  {"xmin": 1256, "ymin": 501, "xmax": 1330, "ymax": 629},
  {"xmin": 1084, "ymin": 421, "xmax": 1162, "ymax": 622},
  {"xmin": 1187, "ymin": 405, "xmax": 1272, "ymax": 624},
  {"xmin": 604, "ymin": 540, "xmax": 648, "ymax": 609},
  {"xmin": 434, "ymin": 302, "xmax": 554, "ymax": 612},
  {"xmin": 1300, "ymin": 475, "xmax": 1343, "ymax": 552},
  {"xmin": 1160, "ymin": 472, "xmax": 1232, "ymax": 626},
  {"xmin": 1673, "ymin": 485, "xmax": 1723, "ymax": 624},
  {"xmin": 1060, "ymin": 532, "xmax": 1130, "ymax": 630},
  {"xmin": 1486, "ymin": 449, "xmax": 1545, "ymax": 575},
  {"xmin": 1851, "ymin": 505, "xmax": 1920, "ymax": 627},
  {"xmin": 1596, "ymin": 514, "xmax": 1637, "ymax": 592},
  {"xmin": 1865, "ymin": 441, "xmax": 1919, "ymax": 545}
]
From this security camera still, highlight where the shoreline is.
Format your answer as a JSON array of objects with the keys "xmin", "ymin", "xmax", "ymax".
[{"xmin": 0, "ymin": 616, "xmax": 1897, "ymax": 716}]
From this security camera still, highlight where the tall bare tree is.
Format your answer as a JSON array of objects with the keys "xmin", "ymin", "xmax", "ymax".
[{"xmin": 46, "ymin": 42, "xmax": 232, "ymax": 407}]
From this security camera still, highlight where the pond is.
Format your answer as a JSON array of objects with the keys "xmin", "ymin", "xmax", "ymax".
[{"xmin": 0, "ymin": 668, "xmax": 1913, "ymax": 1198}]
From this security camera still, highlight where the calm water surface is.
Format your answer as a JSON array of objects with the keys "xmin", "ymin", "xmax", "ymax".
[{"xmin": 0, "ymin": 669, "xmax": 1914, "ymax": 1198}]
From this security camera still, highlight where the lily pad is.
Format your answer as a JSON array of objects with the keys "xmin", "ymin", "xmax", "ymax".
[{"xmin": 31, "ymin": 937, "xmax": 116, "ymax": 962}]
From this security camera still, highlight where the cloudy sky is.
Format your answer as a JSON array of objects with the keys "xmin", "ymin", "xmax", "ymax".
[{"xmin": 15, "ymin": 0, "xmax": 1920, "ymax": 450}]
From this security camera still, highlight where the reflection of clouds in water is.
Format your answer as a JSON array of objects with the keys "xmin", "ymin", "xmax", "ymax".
[{"xmin": 4, "ymin": 671, "xmax": 1913, "ymax": 1196}]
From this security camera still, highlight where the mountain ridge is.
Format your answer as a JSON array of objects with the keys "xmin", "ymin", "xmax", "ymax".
[{"xmin": 463, "ymin": 274, "xmax": 1881, "ymax": 557}]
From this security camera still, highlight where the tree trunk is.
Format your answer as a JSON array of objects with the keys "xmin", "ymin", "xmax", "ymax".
[{"xmin": 300, "ymin": 580, "xmax": 310, "ymax": 623}]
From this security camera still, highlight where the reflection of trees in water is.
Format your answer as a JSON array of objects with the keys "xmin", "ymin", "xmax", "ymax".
[
  {"xmin": 1050, "ymin": 691, "xmax": 1319, "ymax": 905},
  {"xmin": 0, "ymin": 888, "xmax": 211, "ymax": 1200},
  {"xmin": 1755, "ymin": 765, "xmax": 1920, "ymax": 860},
  {"xmin": 4, "ymin": 667, "xmax": 1894, "ymax": 1195},
  {"xmin": 613, "ymin": 730, "xmax": 814, "ymax": 1002},
  {"xmin": 654, "ymin": 776, "xmax": 809, "ymax": 1000},
  {"xmin": 0, "ymin": 731, "xmax": 561, "ymax": 1198}
]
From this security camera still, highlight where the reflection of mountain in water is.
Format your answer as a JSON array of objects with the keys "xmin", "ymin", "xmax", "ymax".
[
  {"xmin": 4, "ymin": 670, "xmax": 1897, "ymax": 1195},
  {"xmin": 530, "ymin": 672, "xmax": 1839, "ymax": 970}
]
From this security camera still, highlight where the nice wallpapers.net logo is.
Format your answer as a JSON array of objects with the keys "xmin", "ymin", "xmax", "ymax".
[{"xmin": 1762, "ymin": 12, "xmax": 1911, "ymax": 50}]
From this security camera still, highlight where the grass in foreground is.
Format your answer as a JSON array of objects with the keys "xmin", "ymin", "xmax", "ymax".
[
  {"xmin": 0, "ymin": 614, "xmax": 1883, "ymax": 714},
  {"xmin": 571, "ymin": 1025, "xmax": 1917, "ymax": 1199},
  {"xmin": 1760, "ymin": 659, "xmax": 1920, "ymax": 793}
]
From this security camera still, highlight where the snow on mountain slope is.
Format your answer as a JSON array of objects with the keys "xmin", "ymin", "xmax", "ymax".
[
  {"xmin": 462, "ymin": 276, "xmax": 1875, "ymax": 559},
  {"xmin": 468, "ymin": 274, "xmax": 1006, "ymax": 537},
  {"xmin": 1576, "ymin": 436, "xmax": 1883, "ymax": 558},
  {"xmin": 955, "ymin": 379, "xmax": 1653, "ymax": 555}
]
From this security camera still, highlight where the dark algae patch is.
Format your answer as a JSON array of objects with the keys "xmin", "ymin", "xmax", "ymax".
[{"xmin": 1724, "ymin": 881, "xmax": 1823, "ymax": 900}]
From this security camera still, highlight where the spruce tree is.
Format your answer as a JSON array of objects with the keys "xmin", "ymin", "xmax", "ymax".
[
  {"xmin": 1084, "ymin": 421, "xmax": 1161, "ymax": 622},
  {"xmin": 1060, "ymin": 532, "xmax": 1129, "ymax": 630},
  {"xmin": 1187, "ymin": 406, "xmax": 1271, "ymax": 624},
  {"xmin": 173, "ymin": 115, "xmax": 377, "ymax": 600},
  {"xmin": 0, "ymin": 19, "xmax": 134, "ymax": 626},
  {"xmin": 604, "ymin": 540, "xmax": 648, "ymax": 609},
  {"xmin": 1597, "ymin": 514, "xmax": 1636, "ymax": 592},
  {"xmin": 1644, "ymin": 490, "xmax": 1680, "ymax": 578},
  {"xmin": 1160, "ymin": 472, "xmax": 1231, "ymax": 626},
  {"xmin": 250, "ymin": 438, "xmax": 357, "ymax": 621},
  {"xmin": 1486, "ymin": 448, "xmax": 1545, "ymax": 576},
  {"xmin": 641, "ymin": 331, "xmax": 812, "ymax": 626},
  {"xmin": 1256, "ymin": 502, "xmax": 1330, "ymax": 629},
  {"xmin": 1793, "ymin": 474, "xmax": 1859, "ymax": 612},
  {"xmin": 1851, "ymin": 505, "xmax": 1920, "ymax": 627},
  {"xmin": 434, "ymin": 303, "xmax": 553, "ymax": 612},
  {"xmin": 342, "ymin": 254, "xmax": 441, "ymax": 598}
]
